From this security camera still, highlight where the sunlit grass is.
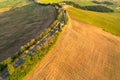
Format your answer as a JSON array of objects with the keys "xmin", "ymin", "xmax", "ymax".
[
  {"xmin": 67, "ymin": 7, "xmax": 120, "ymax": 36},
  {"xmin": 0, "ymin": 0, "xmax": 29, "ymax": 8},
  {"xmin": 36, "ymin": 0, "xmax": 61, "ymax": 4}
]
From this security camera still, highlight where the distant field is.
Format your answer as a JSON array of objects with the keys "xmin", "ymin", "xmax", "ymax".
[
  {"xmin": 0, "ymin": 4, "xmax": 57, "ymax": 61},
  {"xmin": 67, "ymin": 7, "xmax": 120, "ymax": 36},
  {"xmin": 64, "ymin": 0, "xmax": 120, "ymax": 36},
  {"xmin": 65, "ymin": 0, "xmax": 95, "ymax": 6},
  {"xmin": 0, "ymin": 0, "xmax": 29, "ymax": 9},
  {"xmin": 36, "ymin": 0, "xmax": 94, "ymax": 4},
  {"xmin": 35, "ymin": 0, "xmax": 120, "ymax": 8},
  {"xmin": 0, "ymin": 0, "xmax": 30, "ymax": 13},
  {"xmin": 36, "ymin": 0, "xmax": 61, "ymax": 4},
  {"xmin": 64, "ymin": 0, "xmax": 120, "ymax": 12}
]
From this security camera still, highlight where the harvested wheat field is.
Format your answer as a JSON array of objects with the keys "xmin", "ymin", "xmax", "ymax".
[{"xmin": 24, "ymin": 13, "xmax": 120, "ymax": 80}]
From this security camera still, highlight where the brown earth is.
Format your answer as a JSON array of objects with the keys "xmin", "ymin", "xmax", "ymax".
[
  {"xmin": 24, "ymin": 11, "xmax": 120, "ymax": 80},
  {"xmin": 0, "ymin": 5, "xmax": 57, "ymax": 62}
]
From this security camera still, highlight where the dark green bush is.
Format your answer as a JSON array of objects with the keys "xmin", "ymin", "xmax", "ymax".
[
  {"xmin": 92, "ymin": 1, "xmax": 113, "ymax": 5},
  {"xmin": 81, "ymin": 5, "xmax": 114, "ymax": 12}
]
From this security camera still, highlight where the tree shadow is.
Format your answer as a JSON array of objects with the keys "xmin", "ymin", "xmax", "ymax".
[
  {"xmin": 92, "ymin": 1, "xmax": 114, "ymax": 5},
  {"xmin": 80, "ymin": 5, "xmax": 114, "ymax": 12}
]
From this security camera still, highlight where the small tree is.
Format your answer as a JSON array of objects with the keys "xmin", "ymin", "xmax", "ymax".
[
  {"xmin": 0, "ymin": 64, "xmax": 4, "ymax": 72},
  {"xmin": 7, "ymin": 64, "xmax": 14, "ymax": 75}
]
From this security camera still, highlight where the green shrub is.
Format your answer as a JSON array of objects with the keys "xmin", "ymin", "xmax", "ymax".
[{"xmin": 7, "ymin": 64, "xmax": 14, "ymax": 75}]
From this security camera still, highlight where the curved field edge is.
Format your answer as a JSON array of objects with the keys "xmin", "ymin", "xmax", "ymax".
[
  {"xmin": 67, "ymin": 6, "xmax": 120, "ymax": 36},
  {"xmin": 6, "ymin": 31, "xmax": 60, "ymax": 80},
  {"xmin": 4, "ymin": 8, "xmax": 67, "ymax": 80},
  {"xmin": 38, "ymin": 0, "xmax": 120, "ymax": 36},
  {"xmin": 23, "ymin": 13, "xmax": 68, "ymax": 80},
  {"xmin": 22, "ymin": 9, "xmax": 120, "ymax": 80}
]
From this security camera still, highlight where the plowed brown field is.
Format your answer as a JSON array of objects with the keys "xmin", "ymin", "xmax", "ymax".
[{"xmin": 24, "ymin": 11, "xmax": 120, "ymax": 80}]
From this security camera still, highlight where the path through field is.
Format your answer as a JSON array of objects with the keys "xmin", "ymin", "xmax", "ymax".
[{"xmin": 24, "ymin": 12, "xmax": 120, "ymax": 80}]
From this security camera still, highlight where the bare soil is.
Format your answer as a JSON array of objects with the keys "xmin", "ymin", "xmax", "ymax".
[
  {"xmin": 0, "ymin": 4, "xmax": 57, "ymax": 62},
  {"xmin": 24, "ymin": 13, "xmax": 120, "ymax": 80}
]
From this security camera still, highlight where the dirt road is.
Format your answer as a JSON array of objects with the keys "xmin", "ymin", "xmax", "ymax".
[{"xmin": 24, "ymin": 12, "xmax": 120, "ymax": 80}]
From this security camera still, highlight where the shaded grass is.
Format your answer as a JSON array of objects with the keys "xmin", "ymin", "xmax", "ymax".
[
  {"xmin": 64, "ymin": 0, "xmax": 95, "ymax": 6},
  {"xmin": 67, "ymin": 7, "xmax": 120, "ymax": 36}
]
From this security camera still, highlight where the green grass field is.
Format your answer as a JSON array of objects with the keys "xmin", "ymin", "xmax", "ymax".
[
  {"xmin": 0, "ymin": 0, "xmax": 29, "ymax": 9},
  {"xmin": 37, "ymin": 0, "xmax": 120, "ymax": 12},
  {"xmin": 67, "ymin": 7, "xmax": 120, "ymax": 36},
  {"xmin": 64, "ymin": 0, "xmax": 120, "ymax": 12},
  {"xmin": 0, "ymin": 0, "xmax": 30, "ymax": 13},
  {"xmin": 66, "ymin": 0, "xmax": 95, "ymax": 6}
]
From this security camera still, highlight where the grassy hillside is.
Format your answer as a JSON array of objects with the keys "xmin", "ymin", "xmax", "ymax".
[
  {"xmin": 64, "ymin": 0, "xmax": 120, "ymax": 12},
  {"xmin": 65, "ymin": 0, "xmax": 95, "ymax": 6},
  {"xmin": 63, "ymin": 0, "xmax": 120, "ymax": 36},
  {"xmin": 0, "ymin": 0, "xmax": 30, "ymax": 8},
  {"xmin": 35, "ymin": 0, "xmax": 120, "ymax": 10},
  {"xmin": 67, "ymin": 7, "xmax": 120, "ymax": 36},
  {"xmin": 23, "ymin": 5, "xmax": 120, "ymax": 80},
  {"xmin": 0, "ymin": 0, "xmax": 30, "ymax": 13},
  {"xmin": 0, "ymin": 3, "xmax": 57, "ymax": 61}
]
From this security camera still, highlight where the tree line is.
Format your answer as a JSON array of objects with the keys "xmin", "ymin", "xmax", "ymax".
[{"xmin": 63, "ymin": 1, "xmax": 114, "ymax": 12}]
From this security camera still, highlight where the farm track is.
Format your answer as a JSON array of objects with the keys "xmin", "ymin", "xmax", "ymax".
[{"xmin": 24, "ymin": 11, "xmax": 120, "ymax": 80}]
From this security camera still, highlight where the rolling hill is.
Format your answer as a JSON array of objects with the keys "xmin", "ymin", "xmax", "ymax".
[
  {"xmin": 67, "ymin": 6, "xmax": 120, "ymax": 36},
  {"xmin": 24, "ymin": 6, "xmax": 120, "ymax": 80},
  {"xmin": 0, "ymin": 0, "xmax": 30, "ymax": 13},
  {"xmin": 0, "ymin": 0, "xmax": 120, "ymax": 80}
]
